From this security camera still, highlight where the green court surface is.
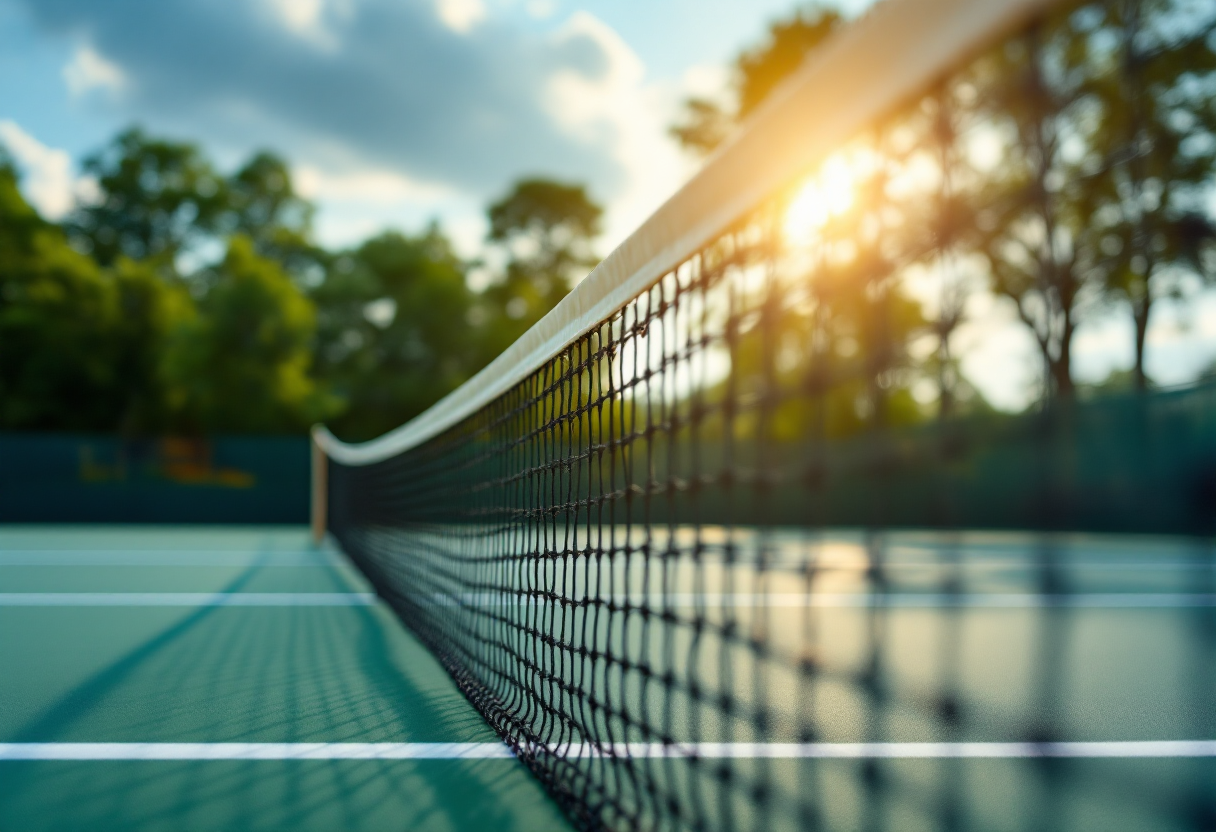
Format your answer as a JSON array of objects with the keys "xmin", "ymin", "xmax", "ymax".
[
  {"xmin": 344, "ymin": 527, "xmax": 1216, "ymax": 830},
  {"xmin": 0, "ymin": 526, "xmax": 572, "ymax": 832},
  {"xmin": 2, "ymin": 526, "xmax": 1213, "ymax": 831}
]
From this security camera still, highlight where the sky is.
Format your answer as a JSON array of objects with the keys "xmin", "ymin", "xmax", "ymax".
[
  {"xmin": 1, "ymin": 0, "xmax": 1214, "ymax": 408},
  {"xmin": 0, "ymin": 0, "xmax": 872, "ymax": 255}
]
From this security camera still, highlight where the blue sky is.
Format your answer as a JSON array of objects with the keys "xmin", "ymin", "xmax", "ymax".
[{"xmin": 0, "ymin": 0, "xmax": 871, "ymax": 255}]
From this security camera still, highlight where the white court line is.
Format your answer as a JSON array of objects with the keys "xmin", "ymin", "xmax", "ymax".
[
  {"xmin": 0, "ymin": 743, "xmax": 512, "ymax": 760},
  {"xmin": 0, "ymin": 553, "xmax": 341, "ymax": 567},
  {"xmin": 1, "ymin": 741, "xmax": 1213, "ymax": 761},
  {"xmin": 0, "ymin": 593, "xmax": 375, "ymax": 607},
  {"xmin": 0, "ymin": 550, "xmax": 327, "ymax": 555},
  {"xmin": 1, "ymin": 553, "xmax": 1204, "ymax": 571}
]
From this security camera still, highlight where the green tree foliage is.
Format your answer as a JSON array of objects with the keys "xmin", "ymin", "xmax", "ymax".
[
  {"xmin": 974, "ymin": 0, "xmax": 1216, "ymax": 397},
  {"xmin": 670, "ymin": 1, "xmax": 1216, "ymax": 406},
  {"xmin": 14, "ymin": 0, "xmax": 1216, "ymax": 445},
  {"xmin": 71, "ymin": 128, "xmax": 229, "ymax": 269},
  {"xmin": 2, "ymin": 128, "xmax": 610, "ymax": 438},
  {"xmin": 228, "ymin": 152, "xmax": 311, "ymax": 242},
  {"xmin": 107, "ymin": 257, "xmax": 193, "ymax": 432},
  {"xmin": 735, "ymin": 7, "xmax": 842, "ymax": 120},
  {"xmin": 313, "ymin": 227, "xmax": 477, "ymax": 440},
  {"xmin": 311, "ymin": 178, "xmax": 603, "ymax": 441},
  {"xmin": 975, "ymin": 17, "xmax": 1108, "ymax": 399},
  {"xmin": 160, "ymin": 236, "xmax": 335, "ymax": 433},
  {"xmin": 737, "ymin": 181, "xmax": 929, "ymax": 440},
  {"xmin": 0, "ymin": 150, "xmax": 194, "ymax": 432},
  {"xmin": 670, "ymin": 6, "xmax": 843, "ymax": 155},
  {"xmin": 227, "ymin": 151, "xmax": 328, "ymax": 281},
  {"xmin": 1088, "ymin": 0, "xmax": 1216, "ymax": 389},
  {"xmin": 731, "ymin": 278, "xmax": 927, "ymax": 442},
  {"xmin": 71, "ymin": 131, "xmax": 328, "ymax": 284},
  {"xmin": 0, "ymin": 158, "xmax": 123, "ymax": 429},
  {"xmin": 669, "ymin": 98, "xmax": 734, "ymax": 158},
  {"xmin": 479, "ymin": 178, "xmax": 602, "ymax": 358},
  {"xmin": 3, "ymin": 130, "xmax": 337, "ymax": 435}
]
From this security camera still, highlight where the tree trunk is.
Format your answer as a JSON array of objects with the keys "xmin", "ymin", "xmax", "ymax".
[
  {"xmin": 1132, "ymin": 295, "xmax": 1151, "ymax": 392},
  {"xmin": 1052, "ymin": 322, "xmax": 1074, "ymax": 400},
  {"xmin": 937, "ymin": 343, "xmax": 954, "ymax": 421}
]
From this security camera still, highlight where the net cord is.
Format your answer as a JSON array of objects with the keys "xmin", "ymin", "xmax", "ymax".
[{"xmin": 313, "ymin": 0, "xmax": 1063, "ymax": 467}]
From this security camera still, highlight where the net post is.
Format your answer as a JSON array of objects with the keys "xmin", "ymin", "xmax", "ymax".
[{"xmin": 310, "ymin": 426, "xmax": 328, "ymax": 545}]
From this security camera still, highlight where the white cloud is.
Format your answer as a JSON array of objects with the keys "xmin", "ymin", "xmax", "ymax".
[
  {"xmin": 262, "ymin": 0, "xmax": 347, "ymax": 50},
  {"xmin": 681, "ymin": 63, "xmax": 731, "ymax": 100},
  {"xmin": 23, "ymin": 0, "xmax": 698, "ymax": 267},
  {"xmin": 0, "ymin": 121, "xmax": 78, "ymax": 220},
  {"xmin": 295, "ymin": 163, "xmax": 490, "ymax": 254},
  {"xmin": 21, "ymin": 0, "xmax": 623, "ymax": 199},
  {"xmin": 266, "ymin": 0, "xmax": 325, "ymax": 33},
  {"xmin": 436, "ymin": 0, "xmax": 486, "ymax": 33},
  {"xmin": 62, "ymin": 45, "xmax": 126, "ymax": 97},
  {"xmin": 526, "ymin": 0, "xmax": 556, "ymax": 20},
  {"xmin": 544, "ymin": 12, "xmax": 694, "ymax": 256},
  {"xmin": 294, "ymin": 164, "xmax": 452, "ymax": 204}
]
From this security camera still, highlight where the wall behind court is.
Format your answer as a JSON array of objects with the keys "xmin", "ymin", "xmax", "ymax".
[{"xmin": 0, "ymin": 435, "xmax": 310, "ymax": 523}]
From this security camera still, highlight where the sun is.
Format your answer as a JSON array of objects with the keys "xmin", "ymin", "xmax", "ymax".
[{"xmin": 783, "ymin": 156, "xmax": 856, "ymax": 245}]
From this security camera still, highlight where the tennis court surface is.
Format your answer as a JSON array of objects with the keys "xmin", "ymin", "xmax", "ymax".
[
  {"xmin": 3, "ymin": 526, "xmax": 1210, "ymax": 830},
  {"xmin": 0, "ymin": 526, "xmax": 572, "ymax": 832}
]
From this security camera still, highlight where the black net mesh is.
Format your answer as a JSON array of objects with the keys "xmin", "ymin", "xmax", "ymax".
[{"xmin": 326, "ymin": 2, "xmax": 1216, "ymax": 829}]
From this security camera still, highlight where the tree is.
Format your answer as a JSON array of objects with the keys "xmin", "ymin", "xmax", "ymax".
[
  {"xmin": 972, "ymin": 9, "xmax": 1121, "ymax": 401},
  {"xmin": 313, "ymin": 227, "xmax": 478, "ymax": 440},
  {"xmin": 1091, "ymin": 0, "xmax": 1216, "ymax": 389},
  {"xmin": 70, "ymin": 128, "xmax": 229, "ymax": 269},
  {"xmin": 0, "ymin": 143, "xmax": 197, "ymax": 432},
  {"xmin": 72, "ymin": 130, "xmax": 327, "ymax": 283},
  {"xmin": 973, "ymin": 2, "xmax": 1216, "ymax": 399},
  {"xmin": 796, "ymin": 145, "xmax": 931, "ymax": 436},
  {"xmin": 227, "ymin": 151, "xmax": 327, "ymax": 282},
  {"xmin": 0, "ymin": 155, "xmax": 125, "ymax": 429},
  {"xmin": 228, "ymin": 152, "xmax": 311, "ymax": 241},
  {"xmin": 108, "ymin": 257, "xmax": 193, "ymax": 432},
  {"xmin": 670, "ymin": 7, "xmax": 843, "ymax": 156},
  {"xmin": 486, "ymin": 178, "xmax": 601, "ymax": 284},
  {"xmin": 478, "ymin": 177, "xmax": 602, "ymax": 359},
  {"xmin": 160, "ymin": 236, "xmax": 335, "ymax": 433},
  {"xmin": 921, "ymin": 85, "xmax": 978, "ymax": 420}
]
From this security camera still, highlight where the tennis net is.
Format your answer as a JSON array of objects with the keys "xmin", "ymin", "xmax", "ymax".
[{"xmin": 314, "ymin": 0, "xmax": 1216, "ymax": 829}]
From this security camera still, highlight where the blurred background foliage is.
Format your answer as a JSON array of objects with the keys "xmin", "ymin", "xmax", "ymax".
[
  {"xmin": 2, "ymin": 0, "xmax": 1214, "ymax": 442},
  {"xmin": 669, "ymin": 0, "xmax": 1215, "ymax": 415},
  {"xmin": 0, "ymin": 127, "xmax": 602, "ymax": 441}
]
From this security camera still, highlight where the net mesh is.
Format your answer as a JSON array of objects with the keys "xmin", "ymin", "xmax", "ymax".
[{"xmin": 325, "ymin": 1, "xmax": 1216, "ymax": 829}]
